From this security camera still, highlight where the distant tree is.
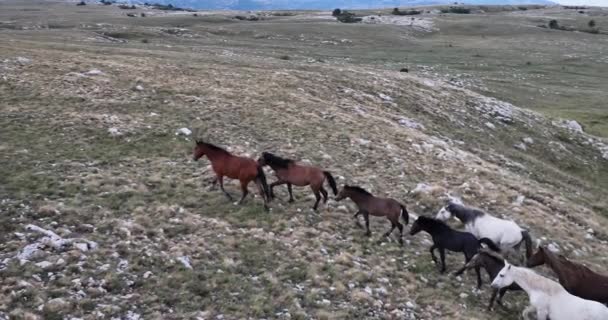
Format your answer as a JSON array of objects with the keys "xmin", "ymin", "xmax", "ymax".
[
  {"xmin": 393, "ymin": 8, "xmax": 400, "ymax": 14},
  {"xmin": 548, "ymin": 19, "xmax": 559, "ymax": 29},
  {"xmin": 588, "ymin": 19, "xmax": 596, "ymax": 28},
  {"xmin": 76, "ymin": 0, "xmax": 86, "ymax": 5},
  {"xmin": 332, "ymin": 8, "xmax": 341, "ymax": 17}
]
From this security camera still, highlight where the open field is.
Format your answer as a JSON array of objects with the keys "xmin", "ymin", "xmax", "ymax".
[{"xmin": 1, "ymin": 1, "xmax": 608, "ymax": 319}]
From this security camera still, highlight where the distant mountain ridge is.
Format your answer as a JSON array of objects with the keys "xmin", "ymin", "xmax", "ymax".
[{"xmin": 132, "ymin": 0, "xmax": 556, "ymax": 10}]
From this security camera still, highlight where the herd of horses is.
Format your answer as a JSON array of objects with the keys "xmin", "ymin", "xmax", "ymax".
[{"xmin": 192, "ymin": 139, "xmax": 608, "ymax": 320}]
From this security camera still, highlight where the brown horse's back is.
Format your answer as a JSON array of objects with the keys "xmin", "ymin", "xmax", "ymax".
[
  {"xmin": 221, "ymin": 156, "xmax": 258, "ymax": 180},
  {"xmin": 364, "ymin": 197, "xmax": 403, "ymax": 221},
  {"xmin": 281, "ymin": 163, "xmax": 324, "ymax": 187},
  {"xmin": 573, "ymin": 269, "xmax": 608, "ymax": 303}
]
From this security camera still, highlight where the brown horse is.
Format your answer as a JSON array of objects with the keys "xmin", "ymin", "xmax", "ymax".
[
  {"xmin": 193, "ymin": 140, "xmax": 270, "ymax": 210},
  {"xmin": 454, "ymin": 248, "xmax": 523, "ymax": 310},
  {"xmin": 526, "ymin": 246, "xmax": 608, "ymax": 305},
  {"xmin": 335, "ymin": 185, "xmax": 409, "ymax": 245},
  {"xmin": 257, "ymin": 152, "xmax": 337, "ymax": 211}
]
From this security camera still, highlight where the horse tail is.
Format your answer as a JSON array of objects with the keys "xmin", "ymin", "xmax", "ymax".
[
  {"xmin": 323, "ymin": 171, "xmax": 338, "ymax": 195},
  {"xmin": 478, "ymin": 238, "xmax": 501, "ymax": 252},
  {"xmin": 256, "ymin": 166, "xmax": 270, "ymax": 201},
  {"xmin": 400, "ymin": 204, "xmax": 409, "ymax": 225},
  {"xmin": 521, "ymin": 230, "xmax": 533, "ymax": 259}
]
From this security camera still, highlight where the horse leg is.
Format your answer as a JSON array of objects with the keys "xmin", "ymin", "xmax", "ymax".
[
  {"xmin": 255, "ymin": 179, "xmax": 269, "ymax": 211},
  {"xmin": 269, "ymin": 180, "xmax": 287, "ymax": 200},
  {"xmin": 488, "ymin": 288, "xmax": 499, "ymax": 311},
  {"xmin": 209, "ymin": 177, "xmax": 217, "ymax": 189},
  {"xmin": 238, "ymin": 180, "xmax": 249, "ymax": 204},
  {"xmin": 396, "ymin": 221, "xmax": 404, "ymax": 246},
  {"xmin": 383, "ymin": 222, "xmax": 396, "ymax": 238},
  {"xmin": 354, "ymin": 211, "xmax": 363, "ymax": 229},
  {"xmin": 312, "ymin": 188, "xmax": 321, "ymax": 211},
  {"xmin": 320, "ymin": 186, "xmax": 328, "ymax": 203},
  {"xmin": 496, "ymin": 288, "xmax": 508, "ymax": 307},
  {"xmin": 430, "ymin": 245, "xmax": 438, "ymax": 265},
  {"xmin": 475, "ymin": 265, "xmax": 482, "ymax": 289},
  {"xmin": 522, "ymin": 306, "xmax": 536, "ymax": 320},
  {"xmin": 363, "ymin": 211, "xmax": 371, "ymax": 236},
  {"xmin": 217, "ymin": 176, "xmax": 233, "ymax": 201},
  {"xmin": 287, "ymin": 183, "xmax": 294, "ymax": 203},
  {"xmin": 439, "ymin": 247, "xmax": 446, "ymax": 273}
]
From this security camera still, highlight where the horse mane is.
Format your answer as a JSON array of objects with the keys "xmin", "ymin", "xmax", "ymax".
[
  {"xmin": 262, "ymin": 152, "xmax": 293, "ymax": 169},
  {"xmin": 197, "ymin": 141, "xmax": 230, "ymax": 155},
  {"xmin": 417, "ymin": 216, "xmax": 452, "ymax": 233},
  {"xmin": 447, "ymin": 203, "xmax": 485, "ymax": 219},
  {"xmin": 345, "ymin": 185, "xmax": 373, "ymax": 196},
  {"xmin": 479, "ymin": 247, "xmax": 506, "ymax": 262}
]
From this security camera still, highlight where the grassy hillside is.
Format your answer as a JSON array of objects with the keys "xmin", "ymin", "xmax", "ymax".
[{"xmin": 1, "ymin": 2, "xmax": 607, "ymax": 319}]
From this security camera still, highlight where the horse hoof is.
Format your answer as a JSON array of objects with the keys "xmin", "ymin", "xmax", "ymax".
[
  {"xmin": 365, "ymin": 232, "xmax": 372, "ymax": 237},
  {"xmin": 288, "ymin": 199, "xmax": 294, "ymax": 203}
]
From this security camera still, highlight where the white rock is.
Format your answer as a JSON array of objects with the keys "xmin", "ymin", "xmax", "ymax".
[
  {"xmin": 175, "ymin": 128, "xmax": 192, "ymax": 136},
  {"xmin": 459, "ymin": 293, "xmax": 468, "ymax": 299},
  {"xmin": 35, "ymin": 261, "xmax": 53, "ymax": 269},
  {"xmin": 405, "ymin": 301, "xmax": 415, "ymax": 309},
  {"xmin": 485, "ymin": 122, "xmax": 496, "ymax": 130},
  {"xmin": 547, "ymin": 243, "xmax": 560, "ymax": 253},
  {"xmin": 85, "ymin": 69, "xmax": 103, "ymax": 76},
  {"xmin": 16, "ymin": 56, "xmax": 31, "ymax": 64},
  {"xmin": 134, "ymin": 85, "xmax": 144, "ymax": 91},
  {"xmin": 74, "ymin": 243, "xmax": 89, "ymax": 252},
  {"xmin": 398, "ymin": 118, "xmax": 425, "ymax": 130},
  {"xmin": 108, "ymin": 127, "xmax": 122, "ymax": 137},
  {"xmin": 513, "ymin": 195, "xmax": 525, "ymax": 206},
  {"xmin": 563, "ymin": 120, "xmax": 583, "ymax": 133},
  {"xmin": 523, "ymin": 137, "xmax": 534, "ymax": 144},
  {"xmin": 378, "ymin": 93, "xmax": 393, "ymax": 101},
  {"xmin": 514, "ymin": 143, "xmax": 527, "ymax": 151},
  {"xmin": 177, "ymin": 256, "xmax": 193, "ymax": 269},
  {"xmin": 587, "ymin": 228, "xmax": 594, "ymax": 234}
]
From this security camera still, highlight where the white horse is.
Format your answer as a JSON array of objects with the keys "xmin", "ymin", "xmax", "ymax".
[
  {"xmin": 491, "ymin": 262, "xmax": 608, "ymax": 320},
  {"xmin": 435, "ymin": 202, "xmax": 532, "ymax": 258}
]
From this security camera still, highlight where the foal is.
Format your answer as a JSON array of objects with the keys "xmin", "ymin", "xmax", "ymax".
[
  {"xmin": 257, "ymin": 152, "xmax": 337, "ymax": 211},
  {"xmin": 492, "ymin": 262, "xmax": 608, "ymax": 320},
  {"xmin": 193, "ymin": 140, "xmax": 270, "ymax": 210},
  {"xmin": 454, "ymin": 248, "xmax": 522, "ymax": 310},
  {"xmin": 335, "ymin": 185, "xmax": 408, "ymax": 245},
  {"xmin": 527, "ymin": 246, "xmax": 608, "ymax": 305},
  {"xmin": 409, "ymin": 216, "xmax": 499, "ymax": 288}
]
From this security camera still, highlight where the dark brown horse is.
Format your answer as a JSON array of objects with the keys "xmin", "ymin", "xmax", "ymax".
[
  {"xmin": 454, "ymin": 248, "xmax": 523, "ymax": 310},
  {"xmin": 193, "ymin": 140, "xmax": 270, "ymax": 210},
  {"xmin": 257, "ymin": 152, "xmax": 337, "ymax": 211},
  {"xmin": 335, "ymin": 185, "xmax": 408, "ymax": 245},
  {"xmin": 526, "ymin": 246, "xmax": 608, "ymax": 305}
]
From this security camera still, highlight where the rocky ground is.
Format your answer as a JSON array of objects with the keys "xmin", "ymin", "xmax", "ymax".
[{"xmin": 1, "ymin": 2, "xmax": 608, "ymax": 320}]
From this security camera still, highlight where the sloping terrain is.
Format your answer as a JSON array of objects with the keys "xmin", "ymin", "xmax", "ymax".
[{"xmin": 1, "ymin": 2, "xmax": 607, "ymax": 320}]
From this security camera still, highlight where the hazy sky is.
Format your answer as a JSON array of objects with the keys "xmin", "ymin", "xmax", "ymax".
[{"xmin": 555, "ymin": 0, "xmax": 607, "ymax": 5}]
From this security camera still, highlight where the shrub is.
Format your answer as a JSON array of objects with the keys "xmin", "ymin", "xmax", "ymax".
[
  {"xmin": 588, "ymin": 20, "xmax": 596, "ymax": 28},
  {"xmin": 392, "ymin": 8, "xmax": 422, "ymax": 16},
  {"xmin": 118, "ymin": 4, "xmax": 136, "ymax": 9},
  {"xmin": 332, "ymin": 8, "xmax": 341, "ymax": 17},
  {"xmin": 548, "ymin": 19, "xmax": 559, "ymax": 29},
  {"xmin": 335, "ymin": 11, "xmax": 362, "ymax": 23},
  {"xmin": 279, "ymin": 55, "xmax": 290, "ymax": 60},
  {"xmin": 518, "ymin": 6, "xmax": 528, "ymax": 10},
  {"xmin": 441, "ymin": 7, "xmax": 470, "ymax": 14},
  {"xmin": 76, "ymin": 1, "xmax": 86, "ymax": 5},
  {"xmin": 141, "ymin": 38, "xmax": 149, "ymax": 43}
]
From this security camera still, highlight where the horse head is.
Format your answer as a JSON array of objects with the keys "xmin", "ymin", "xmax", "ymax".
[
  {"xmin": 335, "ymin": 185, "xmax": 350, "ymax": 201},
  {"xmin": 257, "ymin": 152, "xmax": 272, "ymax": 167},
  {"xmin": 193, "ymin": 139, "xmax": 206, "ymax": 161},
  {"xmin": 526, "ymin": 246, "xmax": 547, "ymax": 268},
  {"xmin": 435, "ymin": 205, "xmax": 453, "ymax": 221},
  {"xmin": 491, "ymin": 261, "xmax": 515, "ymax": 289}
]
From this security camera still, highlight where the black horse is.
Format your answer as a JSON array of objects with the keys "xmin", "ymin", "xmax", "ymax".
[
  {"xmin": 410, "ymin": 216, "xmax": 499, "ymax": 288},
  {"xmin": 454, "ymin": 248, "xmax": 523, "ymax": 310}
]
